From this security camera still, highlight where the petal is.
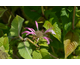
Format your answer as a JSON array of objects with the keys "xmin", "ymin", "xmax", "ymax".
[
  {"xmin": 45, "ymin": 28, "xmax": 56, "ymax": 35},
  {"xmin": 22, "ymin": 31, "xmax": 30, "ymax": 34},
  {"xmin": 43, "ymin": 37, "xmax": 50, "ymax": 44},
  {"xmin": 49, "ymin": 30, "xmax": 56, "ymax": 35},
  {"xmin": 25, "ymin": 27, "xmax": 35, "ymax": 32},
  {"xmin": 37, "ymin": 38, "xmax": 39, "ymax": 42},
  {"xmin": 35, "ymin": 21, "xmax": 38, "ymax": 30},
  {"xmin": 22, "ymin": 31, "xmax": 36, "ymax": 35}
]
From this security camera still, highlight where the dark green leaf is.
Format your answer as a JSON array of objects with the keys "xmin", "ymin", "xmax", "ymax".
[{"xmin": 0, "ymin": 8, "xmax": 7, "ymax": 17}]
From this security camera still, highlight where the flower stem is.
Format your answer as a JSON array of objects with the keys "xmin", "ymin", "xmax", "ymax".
[
  {"xmin": 49, "ymin": 53, "xmax": 59, "ymax": 59},
  {"xmin": 41, "ymin": 6, "xmax": 44, "ymax": 16},
  {"xmin": 26, "ymin": 38, "xmax": 39, "ymax": 47},
  {"xmin": 72, "ymin": 6, "xmax": 76, "ymax": 30}
]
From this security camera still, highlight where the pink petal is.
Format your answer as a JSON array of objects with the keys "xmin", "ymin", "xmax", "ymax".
[
  {"xmin": 35, "ymin": 21, "xmax": 38, "ymax": 30},
  {"xmin": 25, "ymin": 27, "xmax": 35, "ymax": 32},
  {"xmin": 49, "ymin": 30, "xmax": 56, "ymax": 34},
  {"xmin": 22, "ymin": 31, "xmax": 30, "ymax": 34},
  {"xmin": 43, "ymin": 37, "xmax": 50, "ymax": 44},
  {"xmin": 22, "ymin": 31, "xmax": 36, "ymax": 36},
  {"xmin": 45, "ymin": 28, "xmax": 56, "ymax": 35}
]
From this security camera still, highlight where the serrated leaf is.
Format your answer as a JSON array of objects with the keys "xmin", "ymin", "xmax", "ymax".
[
  {"xmin": 32, "ymin": 50, "xmax": 42, "ymax": 59},
  {"xmin": 0, "ymin": 8, "xmax": 7, "ymax": 17},
  {"xmin": 43, "ymin": 21, "xmax": 61, "ymax": 42},
  {"xmin": 10, "ymin": 15, "xmax": 24, "ymax": 36},
  {"xmin": 64, "ymin": 32, "xmax": 79, "ymax": 58},
  {"xmin": 18, "ymin": 41, "xmax": 32, "ymax": 59},
  {"xmin": 40, "ymin": 48, "xmax": 52, "ymax": 59}
]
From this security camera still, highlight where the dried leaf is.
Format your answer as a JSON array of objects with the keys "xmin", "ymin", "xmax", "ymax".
[{"xmin": 64, "ymin": 32, "xmax": 79, "ymax": 58}]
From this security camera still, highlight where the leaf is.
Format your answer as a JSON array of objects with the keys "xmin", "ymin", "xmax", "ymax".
[
  {"xmin": 10, "ymin": 15, "xmax": 24, "ymax": 36},
  {"xmin": 61, "ymin": 8, "xmax": 72, "ymax": 37},
  {"xmin": 0, "ymin": 8, "xmax": 7, "ymax": 17},
  {"xmin": 43, "ymin": 21, "xmax": 61, "ymax": 42},
  {"xmin": 40, "ymin": 48, "xmax": 52, "ymax": 59},
  {"xmin": 18, "ymin": 41, "xmax": 32, "ymax": 59},
  {"xmin": 0, "ymin": 34, "xmax": 9, "ymax": 50},
  {"xmin": 23, "ymin": 6, "xmax": 41, "ymax": 21},
  {"xmin": 3, "ymin": 35, "xmax": 9, "ymax": 50},
  {"xmin": 0, "ymin": 37, "xmax": 4, "ymax": 47},
  {"xmin": 32, "ymin": 50, "xmax": 42, "ymax": 59},
  {"xmin": 64, "ymin": 32, "xmax": 79, "ymax": 58},
  {"xmin": 0, "ymin": 23, "xmax": 7, "ymax": 29}
]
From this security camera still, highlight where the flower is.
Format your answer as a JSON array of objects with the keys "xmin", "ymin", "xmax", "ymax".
[{"xmin": 22, "ymin": 21, "xmax": 56, "ymax": 44}]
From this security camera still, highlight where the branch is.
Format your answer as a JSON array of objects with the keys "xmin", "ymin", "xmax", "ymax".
[
  {"xmin": 49, "ymin": 53, "xmax": 59, "ymax": 59},
  {"xmin": 25, "ymin": 38, "xmax": 39, "ymax": 47},
  {"xmin": 72, "ymin": 6, "xmax": 76, "ymax": 30}
]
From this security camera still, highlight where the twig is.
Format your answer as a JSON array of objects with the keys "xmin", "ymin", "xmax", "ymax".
[
  {"xmin": 41, "ymin": 6, "xmax": 44, "ymax": 16},
  {"xmin": 26, "ymin": 38, "xmax": 39, "ymax": 47},
  {"xmin": 51, "ymin": 46, "xmax": 55, "ymax": 53},
  {"xmin": 49, "ymin": 53, "xmax": 59, "ymax": 59},
  {"xmin": 72, "ymin": 6, "xmax": 76, "ymax": 30},
  {"xmin": 13, "ymin": 53, "xmax": 19, "ymax": 59}
]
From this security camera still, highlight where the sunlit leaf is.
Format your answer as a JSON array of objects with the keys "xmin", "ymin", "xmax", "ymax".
[
  {"xmin": 10, "ymin": 15, "xmax": 24, "ymax": 36},
  {"xmin": 18, "ymin": 41, "xmax": 32, "ymax": 59},
  {"xmin": 40, "ymin": 48, "xmax": 52, "ymax": 59},
  {"xmin": 32, "ymin": 50, "xmax": 42, "ymax": 59},
  {"xmin": 64, "ymin": 32, "xmax": 79, "ymax": 58},
  {"xmin": 43, "ymin": 21, "xmax": 61, "ymax": 42}
]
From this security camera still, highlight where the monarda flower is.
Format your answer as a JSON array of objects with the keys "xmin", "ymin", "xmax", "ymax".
[{"xmin": 22, "ymin": 21, "xmax": 56, "ymax": 44}]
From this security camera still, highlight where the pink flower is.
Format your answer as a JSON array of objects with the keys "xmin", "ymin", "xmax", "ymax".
[{"xmin": 22, "ymin": 21, "xmax": 56, "ymax": 44}]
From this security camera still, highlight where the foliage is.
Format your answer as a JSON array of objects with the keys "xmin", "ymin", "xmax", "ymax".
[{"xmin": 0, "ymin": 6, "xmax": 80, "ymax": 59}]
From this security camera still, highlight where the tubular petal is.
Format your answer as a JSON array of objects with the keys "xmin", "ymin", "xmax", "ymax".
[
  {"xmin": 25, "ymin": 27, "xmax": 35, "ymax": 32},
  {"xmin": 43, "ymin": 37, "xmax": 50, "ymax": 44},
  {"xmin": 35, "ymin": 21, "xmax": 38, "ymax": 30}
]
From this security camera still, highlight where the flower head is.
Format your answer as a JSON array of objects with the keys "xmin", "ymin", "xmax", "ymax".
[{"xmin": 22, "ymin": 21, "xmax": 56, "ymax": 44}]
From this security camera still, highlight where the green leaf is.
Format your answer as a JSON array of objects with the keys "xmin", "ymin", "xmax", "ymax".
[
  {"xmin": 64, "ymin": 31, "xmax": 79, "ymax": 58},
  {"xmin": 61, "ymin": 8, "xmax": 72, "ymax": 37},
  {"xmin": 0, "ymin": 23, "xmax": 7, "ymax": 29},
  {"xmin": 0, "ymin": 29, "xmax": 3, "ymax": 37},
  {"xmin": 18, "ymin": 41, "xmax": 32, "ymax": 59},
  {"xmin": 0, "ymin": 8, "xmax": 7, "ymax": 17},
  {"xmin": 23, "ymin": 6, "xmax": 41, "ymax": 21},
  {"xmin": 32, "ymin": 50, "xmax": 42, "ymax": 59},
  {"xmin": 10, "ymin": 15, "xmax": 24, "ymax": 36},
  {"xmin": 0, "ymin": 37, "xmax": 4, "ymax": 47},
  {"xmin": 0, "ymin": 34, "xmax": 9, "ymax": 50},
  {"xmin": 3, "ymin": 35, "xmax": 9, "ymax": 50},
  {"xmin": 43, "ymin": 21, "xmax": 61, "ymax": 42},
  {"xmin": 40, "ymin": 48, "xmax": 52, "ymax": 59}
]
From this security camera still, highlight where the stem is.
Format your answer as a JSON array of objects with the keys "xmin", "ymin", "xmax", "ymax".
[
  {"xmin": 49, "ymin": 53, "xmax": 59, "ymax": 59},
  {"xmin": 72, "ymin": 6, "xmax": 76, "ymax": 30},
  {"xmin": 41, "ymin": 6, "xmax": 44, "ymax": 16},
  {"xmin": 26, "ymin": 38, "xmax": 39, "ymax": 47}
]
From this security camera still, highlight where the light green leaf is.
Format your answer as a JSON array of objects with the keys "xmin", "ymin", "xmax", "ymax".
[
  {"xmin": 18, "ymin": 41, "xmax": 32, "ymax": 59},
  {"xmin": 0, "ymin": 8, "xmax": 7, "ymax": 17},
  {"xmin": 32, "ymin": 50, "xmax": 42, "ymax": 59},
  {"xmin": 64, "ymin": 32, "xmax": 79, "ymax": 58},
  {"xmin": 43, "ymin": 21, "xmax": 61, "ymax": 42},
  {"xmin": 40, "ymin": 48, "xmax": 52, "ymax": 59},
  {"xmin": 10, "ymin": 15, "xmax": 24, "ymax": 36},
  {"xmin": 3, "ymin": 36, "xmax": 9, "ymax": 50},
  {"xmin": 0, "ymin": 34, "xmax": 9, "ymax": 51}
]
